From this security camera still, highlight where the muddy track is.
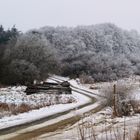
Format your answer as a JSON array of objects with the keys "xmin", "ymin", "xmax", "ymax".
[{"xmin": 0, "ymin": 77, "xmax": 105, "ymax": 140}]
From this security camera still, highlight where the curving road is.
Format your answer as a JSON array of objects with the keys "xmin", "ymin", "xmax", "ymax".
[{"xmin": 0, "ymin": 76, "xmax": 106, "ymax": 140}]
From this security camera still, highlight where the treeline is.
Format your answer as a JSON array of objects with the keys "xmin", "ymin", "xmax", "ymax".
[
  {"xmin": 0, "ymin": 26, "xmax": 57, "ymax": 85},
  {"xmin": 0, "ymin": 23, "xmax": 140, "ymax": 85}
]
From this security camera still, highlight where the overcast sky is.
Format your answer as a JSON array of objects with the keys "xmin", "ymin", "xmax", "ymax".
[{"xmin": 0, "ymin": 0, "xmax": 140, "ymax": 32}]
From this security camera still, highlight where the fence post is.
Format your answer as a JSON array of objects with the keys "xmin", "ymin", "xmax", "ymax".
[{"xmin": 113, "ymin": 84, "xmax": 117, "ymax": 117}]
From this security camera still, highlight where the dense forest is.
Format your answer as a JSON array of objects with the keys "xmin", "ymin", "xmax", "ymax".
[{"xmin": 0, "ymin": 23, "xmax": 140, "ymax": 85}]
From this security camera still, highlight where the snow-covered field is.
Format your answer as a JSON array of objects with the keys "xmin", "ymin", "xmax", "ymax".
[
  {"xmin": 0, "ymin": 86, "xmax": 75, "ymax": 105},
  {"xmin": 0, "ymin": 76, "xmax": 98, "ymax": 132},
  {"xmin": 0, "ymin": 88, "xmax": 90, "ymax": 130},
  {"xmin": 0, "ymin": 75, "xmax": 140, "ymax": 140},
  {"xmin": 0, "ymin": 86, "xmax": 76, "ymax": 118}
]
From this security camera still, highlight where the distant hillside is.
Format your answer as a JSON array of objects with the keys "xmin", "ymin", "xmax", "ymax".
[{"xmin": 38, "ymin": 23, "xmax": 140, "ymax": 81}]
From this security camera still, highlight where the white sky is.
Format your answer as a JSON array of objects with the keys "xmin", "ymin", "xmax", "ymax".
[{"xmin": 0, "ymin": 0, "xmax": 140, "ymax": 32}]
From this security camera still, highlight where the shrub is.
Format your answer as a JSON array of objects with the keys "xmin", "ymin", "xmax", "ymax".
[
  {"xmin": 0, "ymin": 102, "xmax": 9, "ymax": 111},
  {"xmin": 5, "ymin": 59, "xmax": 39, "ymax": 85},
  {"xmin": 79, "ymin": 73, "xmax": 94, "ymax": 84},
  {"xmin": 17, "ymin": 103, "xmax": 31, "ymax": 113},
  {"xmin": 100, "ymin": 81, "xmax": 135, "ymax": 116}
]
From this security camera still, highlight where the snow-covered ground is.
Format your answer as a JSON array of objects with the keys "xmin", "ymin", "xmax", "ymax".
[
  {"xmin": 0, "ymin": 86, "xmax": 77, "ymax": 119},
  {"xmin": 0, "ymin": 89, "xmax": 90, "ymax": 130},
  {"xmin": 76, "ymin": 76, "xmax": 140, "ymax": 140},
  {"xmin": 0, "ymin": 76, "xmax": 101, "ymax": 140},
  {"xmin": 0, "ymin": 76, "xmax": 97, "ymax": 131},
  {"xmin": 76, "ymin": 107, "xmax": 140, "ymax": 140},
  {"xmin": 41, "ymin": 107, "xmax": 140, "ymax": 140},
  {"xmin": 0, "ymin": 75, "xmax": 140, "ymax": 140},
  {"xmin": 0, "ymin": 86, "xmax": 75, "ymax": 106},
  {"xmin": 38, "ymin": 76, "xmax": 140, "ymax": 140},
  {"xmin": 51, "ymin": 76, "xmax": 102, "ymax": 99}
]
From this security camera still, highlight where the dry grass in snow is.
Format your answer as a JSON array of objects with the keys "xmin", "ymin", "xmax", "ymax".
[
  {"xmin": 76, "ymin": 76, "xmax": 140, "ymax": 140},
  {"xmin": 0, "ymin": 86, "xmax": 76, "ymax": 118},
  {"xmin": 77, "ymin": 107, "xmax": 140, "ymax": 140}
]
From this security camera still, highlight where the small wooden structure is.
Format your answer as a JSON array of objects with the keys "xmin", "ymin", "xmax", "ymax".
[{"xmin": 25, "ymin": 81, "xmax": 71, "ymax": 95}]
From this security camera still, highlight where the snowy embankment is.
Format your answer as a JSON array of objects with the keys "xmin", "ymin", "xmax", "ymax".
[{"xmin": 0, "ymin": 77, "xmax": 92, "ymax": 130}]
